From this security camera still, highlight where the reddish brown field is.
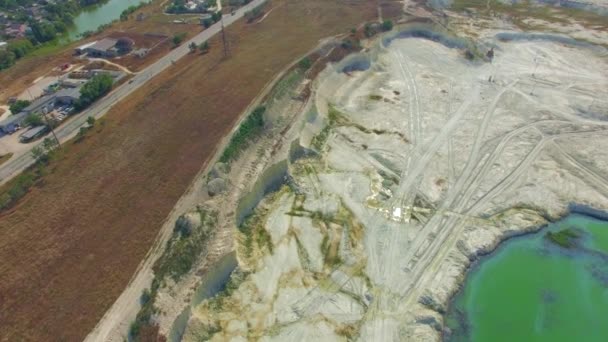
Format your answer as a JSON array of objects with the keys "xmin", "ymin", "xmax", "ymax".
[{"xmin": 0, "ymin": 1, "xmax": 378, "ymax": 341}]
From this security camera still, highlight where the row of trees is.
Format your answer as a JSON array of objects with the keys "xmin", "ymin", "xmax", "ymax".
[
  {"xmin": 189, "ymin": 41, "xmax": 209, "ymax": 54},
  {"xmin": 120, "ymin": 1, "xmax": 147, "ymax": 21}
]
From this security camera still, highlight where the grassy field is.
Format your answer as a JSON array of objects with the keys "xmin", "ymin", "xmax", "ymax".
[{"xmin": 0, "ymin": 1, "xmax": 378, "ymax": 341}]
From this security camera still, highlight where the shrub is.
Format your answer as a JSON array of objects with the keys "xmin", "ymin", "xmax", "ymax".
[
  {"xmin": 298, "ymin": 57, "xmax": 312, "ymax": 70},
  {"xmin": 24, "ymin": 113, "xmax": 44, "ymax": 127},
  {"xmin": 364, "ymin": 23, "xmax": 375, "ymax": 38},
  {"xmin": 219, "ymin": 106, "xmax": 266, "ymax": 163},
  {"xmin": 199, "ymin": 41, "xmax": 210, "ymax": 53},
  {"xmin": 382, "ymin": 20, "xmax": 394, "ymax": 32},
  {"xmin": 0, "ymin": 193, "xmax": 11, "ymax": 210},
  {"xmin": 172, "ymin": 32, "xmax": 187, "ymax": 47},
  {"xmin": 75, "ymin": 73, "xmax": 114, "ymax": 110},
  {"xmin": 9, "ymin": 100, "xmax": 30, "ymax": 114}
]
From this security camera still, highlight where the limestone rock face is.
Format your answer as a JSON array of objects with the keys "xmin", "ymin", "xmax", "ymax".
[{"xmin": 177, "ymin": 23, "xmax": 608, "ymax": 342}]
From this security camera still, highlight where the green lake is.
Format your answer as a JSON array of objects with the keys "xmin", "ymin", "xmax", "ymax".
[
  {"xmin": 66, "ymin": 0, "xmax": 148, "ymax": 40},
  {"xmin": 445, "ymin": 213, "xmax": 608, "ymax": 342}
]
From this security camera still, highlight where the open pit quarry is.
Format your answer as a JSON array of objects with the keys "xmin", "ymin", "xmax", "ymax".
[{"xmin": 148, "ymin": 18, "xmax": 608, "ymax": 342}]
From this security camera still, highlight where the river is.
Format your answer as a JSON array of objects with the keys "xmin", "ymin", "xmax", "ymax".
[
  {"xmin": 445, "ymin": 213, "xmax": 608, "ymax": 342},
  {"xmin": 66, "ymin": 0, "xmax": 149, "ymax": 41}
]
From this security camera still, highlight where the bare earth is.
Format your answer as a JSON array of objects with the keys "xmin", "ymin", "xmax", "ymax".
[{"xmin": 172, "ymin": 14, "xmax": 608, "ymax": 342}]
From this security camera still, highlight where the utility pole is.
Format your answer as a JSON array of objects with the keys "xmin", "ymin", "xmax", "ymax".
[
  {"xmin": 43, "ymin": 111, "xmax": 61, "ymax": 148},
  {"xmin": 220, "ymin": 14, "xmax": 229, "ymax": 58},
  {"xmin": 26, "ymin": 88, "xmax": 61, "ymax": 148}
]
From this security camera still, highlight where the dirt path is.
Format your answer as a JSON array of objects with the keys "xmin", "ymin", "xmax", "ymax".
[
  {"xmin": 87, "ymin": 58, "xmax": 135, "ymax": 74},
  {"xmin": 0, "ymin": 106, "xmax": 11, "ymax": 121}
]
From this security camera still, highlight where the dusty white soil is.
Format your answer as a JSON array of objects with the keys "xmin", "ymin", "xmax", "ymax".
[{"xmin": 174, "ymin": 19, "xmax": 608, "ymax": 341}]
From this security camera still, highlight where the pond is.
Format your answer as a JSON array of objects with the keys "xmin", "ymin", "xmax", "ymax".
[
  {"xmin": 445, "ymin": 213, "xmax": 608, "ymax": 342},
  {"xmin": 66, "ymin": 0, "xmax": 149, "ymax": 41}
]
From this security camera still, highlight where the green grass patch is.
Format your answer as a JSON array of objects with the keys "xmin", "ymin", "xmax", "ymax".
[
  {"xmin": 545, "ymin": 228, "xmax": 582, "ymax": 249},
  {"xmin": 268, "ymin": 69, "xmax": 304, "ymax": 102},
  {"xmin": 219, "ymin": 106, "xmax": 266, "ymax": 164}
]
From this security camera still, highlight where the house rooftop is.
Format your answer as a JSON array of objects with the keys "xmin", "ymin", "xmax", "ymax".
[
  {"xmin": 76, "ymin": 40, "xmax": 98, "ymax": 51},
  {"xmin": 20, "ymin": 125, "xmax": 47, "ymax": 140},
  {"xmin": 88, "ymin": 38, "xmax": 118, "ymax": 52},
  {"xmin": 24, "ymin": 94, "xmax": 56, "ymax": 113},
  {"xmin": 0, "ymin": 111, "xmax": 28, "ymax": 127},
  {"xmin": 55, "ymin": 87, "xmax": 81, "ymax": 99}
]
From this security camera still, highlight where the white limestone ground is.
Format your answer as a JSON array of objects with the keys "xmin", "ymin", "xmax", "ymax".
[{"xmin": 179, "ymin": 25, "xmax": 608, "ymax": 341}]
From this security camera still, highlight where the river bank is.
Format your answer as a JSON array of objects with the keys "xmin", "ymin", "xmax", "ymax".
[{"xmin": 66, "ymin": 0, "xmax": 151, "ymax": 41}]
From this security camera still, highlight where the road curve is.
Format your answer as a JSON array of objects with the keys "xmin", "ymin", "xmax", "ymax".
[{"xmin": 0, "ymin": 0, "xmax": 267, "ymax": 185}]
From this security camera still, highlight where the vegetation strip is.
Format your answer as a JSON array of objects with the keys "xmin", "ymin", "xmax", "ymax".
[
  {"xmin": 130, "ymin": 208, "xmax": 217, "ymax": 340},
  {"xmin": 219, "ymin": 105, "xmax": 266, "ymax": 164}
]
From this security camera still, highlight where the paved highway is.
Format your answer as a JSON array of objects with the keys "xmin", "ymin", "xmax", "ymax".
[{"xmin": 0, "ymin": 0, "xmax": 266, "ymax": 185}]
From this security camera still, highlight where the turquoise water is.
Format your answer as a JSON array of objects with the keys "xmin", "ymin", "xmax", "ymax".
[
  {"xmin": 67, "ymin": 0, "xmax": 147, "ymax": 40},
  {"xmin": 445, "ymin": 213, "xmax": 608, "ymax": 342}
]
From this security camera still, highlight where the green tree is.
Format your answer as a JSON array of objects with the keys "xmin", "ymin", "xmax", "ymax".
[
  {"xmin": 75, "ymin": 73, "xmax": 114, "ymax": 110},
  {"xmin": 86, "ymin": 116, "xmax": 96, "ymax": 126},
  {"xmin": 31, "ymin": 146, "xmax": 46, "ymax": 162},
  {"xmin": 42, "ymin": 137, "xmax": 58, "ymax": 152},
  {"xmin": 30, "ymin": 21, "xmax": 58, "ymax": 43},
  {"xmin": 364, "ymin": 23, "xmax": 375, "ymax": 38},
  {"xmin": 24, "ymin": 113, "xmax": 44, "ymax": 127},
  {"xmin": 211, "ymin": 11, "xmax": 222, "ymax": 23},
  {"xmin": 172, "ymin": 33, "xmax": 186, "ymax": 47},
  {"xmin": 188, "ymin": 42, "xmax": 197, "ymax": 53},
  {"xmin": 76, "ymin": 126, "xmax": 88, "ymax": 141},
  {"xmin": 382, "ymin": 20, "xmax": 393, "ymax": 32},
  {"xmin": 202, "ymin": 18, "xmax": 213, "ymax": 28},
  {"xmin": 0, "ymin": 49, "xmax": 16, "ymax": 70},
  {"xmin": 9, "ymin": 100, "xmax": 30, "ymax": 114},
  {"xmin": 298, "ymin": 57, "xmax": 312, "ymax": 70},
  {"xmin": 0, "ymin": 193, "xmax": 11, "ymax": 210},
  {"xmin": 8, "ymin": 39, "xmax": 34, "ymax": 58},
  {"xmin": 199, "ymin": 41, "xmax": 209, "ymax": 53}
]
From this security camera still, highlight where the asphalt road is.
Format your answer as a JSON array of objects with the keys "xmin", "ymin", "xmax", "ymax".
[{"xmin": 0, "ymin": 0, "xmax": 266, "ymax": 185}]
